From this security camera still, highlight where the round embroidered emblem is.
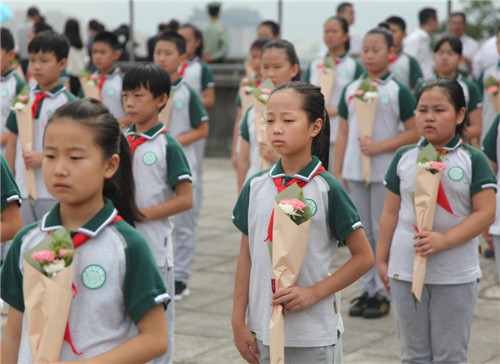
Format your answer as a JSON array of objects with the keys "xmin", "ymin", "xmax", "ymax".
[
  {"xmin": 394, "ymin": 67, "xmax": 402, "ymax": 75},
  {"xmin": 188, "ymin": 72, "xmax": 196, "ymax": 80},
  {"xmin": 142, "ymin": 151, "xmax": 157, "ymax": 165},
  {"xmin": 46, "ymin": 109, "xmax": 55, "ymax": 119},
  {"xmin": 0, "ymin": 89, "xmax": 8, "ymax": 98},
  {"xmin": 448, "ymin": 166, "xmax": 464, "ymax": 181},
  {"xmin": 81, "ymin": 264, "xmax": 106, "ymax": 289},
  {"xmin": 174, "ymin": 100, "xmax": 185, "ymax": 110},
  {"xmin": 106, "ymin": 88, "xmax": 115, "ymax": 96},
  {"xmin": 339, "ymin": 70, "xmax": 349, "ymax": 78},
  {"xmin": 306, "ymin": 198, "xmax": 317, "ymax": 216},
  {"xmin": 379, "ymin": 94, "xmax": 390, "ymax": 104}
]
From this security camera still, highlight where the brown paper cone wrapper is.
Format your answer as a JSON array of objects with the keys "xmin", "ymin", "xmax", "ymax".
[
  {"xmin": 23, "ymin": 259, "xmax": 74, "ymax": 363},
  {"xmin": 80, "ymin": 80, "xmax": 100, "ymax": 100},
  {"xmin": 253, "ymin": 99, "xmax": 271, "ymax": 170},
  {"xmin": 15, "ymin": 107, "xmax": 37, "ymax": 201},
  {"xmin": 239, "ymin": 90, "xmax": 254, "ymax": 115},
  {"xmin": 269, "ymin": 203, "xmax": 311, "ymax": 364},
  {"xmin": 354, "ymin": 97, "xmax": 377, "ymax": 184},
  {"xmin": 244, "ymin": 60, "xmax": 256, "ymax": 79},
  {"xmin": 488, "ymin": 92, "xmax": 500, "ymax": 114},
  {"xmin": 317, "ymin": 69, "xmax": 335, "ymax": 106},
  {"xmin": 15, "ymin": 64, "xmax": 26, "ymax": 81},
  {"xmin": 411, "ymin": 167, "xmax": 440, "ymax": 302},
  {"xmin": 159, "ymin": 97, "xmax": 174, "ymax": 128}
]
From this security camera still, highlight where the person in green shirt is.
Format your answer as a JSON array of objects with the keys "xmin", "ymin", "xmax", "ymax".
[{"xmin": 201, "ymin": 2, "xmax": 228, "ymax": 63}]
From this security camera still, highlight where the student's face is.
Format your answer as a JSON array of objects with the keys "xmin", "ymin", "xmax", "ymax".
[
  {"xmin": 261, "ymin": 48, "xmax": 299, "ymax": 88},
  {"xmin": 339, "ymin": 6, "xmax": 354, "ymax": 25},
  {"xmin": 388, "ymin": 24, "xmax": 405, "ymax": 49},
  {"xmin": 415, "ymin": 87, "xmax": 464, "ymax": 148},
  {"xmin": 249, "ymin": 48, "xmax": 263, "ymax": 79},
  {"xmin": 361, "ymin": 34, "xmax": 392, "ymax": 76},
  {"xmin": 122, "ymin": 86, "xmax": 166, "ymax": 127},
  {"xmin": 0, "ymin": 49, "xmax": 15, "ymax": 75},
  {"xmin": 43, "ymin": 119, "xmax": 119, "ymax": 209},
  {"xmin": 434, "ymin": 42, "xmax": 460, "ymax": 76},
  {"xmin": 266, "ymin": 89, "xmax": 322, "ymax": 158},
  {"xmin": 92, "ymin": 42, "xmax": 120, "ymax": 74},
  {"xmin": 257, "ymin": 25, "xmax": 276, "ymax": 40},
  {"xmin": 154, "ymin": 40, "xmax": 183, "ymax": 75},
  {"xmin": 29, "ymin": 51, "xmax": 66, "ymax": 88},
  {"xmin": 323, "ymin": 19, "xmax": 348, "ymax": 51},
  {"xmin": 448, "ymin": 15, "xmax": 465, "ymax": 38},
  {"xmin": 178, "ymin": 28, "xmax": 200, "ymax": 59}
]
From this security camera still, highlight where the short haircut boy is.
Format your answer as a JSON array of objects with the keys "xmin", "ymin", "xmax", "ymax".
[
  {"xmin": 386, "ymin": 16, "xmax": 406, "ymax": 32},
  {"xmin": 28, "ymin": 30, "xmax": 69, "ymax": 61},
  {"xmin": 1, "ymin": 27, "xmax": 14, "ymax": 52},
  {"xmin": 337, "ymin": 2, "xmax": 353, "ymax": 14},
  {"xmin": 419, "ymin": 8, "xmax": 437, "ymax": 26},
  {"xmin": 93, "ymin": 31, "xmax": 120, "ymax": 51},
  {"xmin": 251, "ymin": 37, "xmax": 271, "ymax": 52},
  {"xmin": 450, "ymin": 12, "xmax": 466, "ymax": 23},
  {"xmin": 259, "ymin": 20, "xmax": 280, "ymax": 38},
  {"xmin": 156, "ymin": 31, "xmax": 186, "ymax": 55},
  {"xmin": 123, "ymin": 63, "xmax": 171, "ymax": 99}
]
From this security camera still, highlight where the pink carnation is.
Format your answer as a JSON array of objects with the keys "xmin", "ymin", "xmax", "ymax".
[
  {"xmin": 261, "ymin": 88, "xmax": 272, "ymax": 94},
  {"xmin": 487, "ymin": 85, "xmax": 499, "ymax": 94},
  {"xmin": 90, "ymin": 74, "xmax": 99, "ymax": 81},
  {"xmin": 429, "ymin": 161, "xmax": 446, "ymax": 172},
  {"xmin": 280, "ymin": 199, "xmax": 306, "ymax": 212},
  {"xmin": 354, "ymin": 89, "xmax": 364, "ymax": 96},
  {"xmin": 242, "ymin": 77, "xmax": 249, "ymax": 84},
  {"xmin": 370, "ymin": 81, "xmax": 379, "ymax": 87},
  {"xmin": 32, "ymin": 250, "xmax": 55, "ymax": 262},
  {"xmin": 59, "ymin": 249, "xmax": 73, "ymax": 258},
  {"xmin": 18, "ymin": 95, "xmax": 28, "ymax": 102},
  {"xmin": 81, "ymin": 76, "xmax": 88, "ymax": 82},
  {"xmin": 317, "ymin": 63, "xmax": 326, "ymax": 72}
]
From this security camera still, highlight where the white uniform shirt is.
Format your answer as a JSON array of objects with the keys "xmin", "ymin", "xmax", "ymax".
[
  {"xmin": 477, "ymin": 62, "xmax": 500, "ymax": 144},
  {"xmin": 472, "ymin": 36, "xmax": 499, "ymax": 81},
  {"xmin": 404, "ymin": 28, "xmax": 434, "ymax": 79}
]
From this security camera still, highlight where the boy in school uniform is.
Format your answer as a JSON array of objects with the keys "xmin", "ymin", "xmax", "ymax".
[
  {"xmin": 1, "ymin": 28, "xmax": 27, "ymax": 156},
  {"xmin": 153, "ymin": 31, "xmax": 209, "ymax": 301},
  {"xmin": 123, "ymin": 64, "xmax": 193, "ymax": 364},
  {"xmin": 5, "ymin": 30, "xmax": 77, "ymax": 226},
  {"xmin": 80, "ymin": 31, "xmax": 128, "ymax": 125},
  {"xmin": 384, "ymin": 16, "xmax": 424, "ymax": 91}
]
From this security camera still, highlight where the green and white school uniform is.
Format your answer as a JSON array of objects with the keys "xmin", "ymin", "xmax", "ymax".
[
  {"xmin": 477, "ymin": 61, "xmax": 500, "ymax": 144},
  {"xmin": 0, "ymin": 68, "xmax": 27, "ymax": 155},
  {"xmin": 232, "ymin": 156, "xmax": 362, "ymax": 348},
  {"xmin": 27, "ymin": 67, "xmax": 70, "ymax": 90},
  {"xmin": 239, "ymin": 105, "xmax": 261, "ymax": 182},
  {"xmin": 388, "ymin": 50, "xmax": 423, "ymax": 90},
  {"xmin": 6, "ymin": 84, "xmax": 77, "ymax": 224},
  {"xmin": 303, "ymin": 52, "xmax": 364, "ymax": 171},
  {"xmin": 0, "ymin": 199, "xmax": 168, "ymax": 362},
  {"xmin": 1, "ymin": 154, "xmax": 21, "ymax": 211}
]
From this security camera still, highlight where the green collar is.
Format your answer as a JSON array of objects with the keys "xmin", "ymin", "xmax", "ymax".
[
  {"xmin": 125, "ymin": 122, "xmax": 166, "ymax": 140},
  {"xmin": 418, "ymin": 134, "xmax": 463, "ymax": 151},
  {"xmin": 96, "ymin": 66, "xmax": 120, "ymax": 77},
  {"xmin": 172, "ymin": 77, "xmax": 183, "ymax": 90},
  {"xmin": 40, "ymin": 198, "xmax": 118, "ymax": 237},
  {"xmin": 34, "ymin": 83, "xmax": 66, "ymax": 96},
  {"xmin": 324, "ymin": 50, "xmax": 349, "ymax": 62},
  {"xmin": 269, "ymin": 156, "xmax": 323, "ymax": 182},
  {"xmin": 434, "ymin": 72, "xmax": 461, "ymax": 81},
  {"xmin": 360, "ymin": 71, "xmax": 392, "ymax": 84},
  {"xmin": 1, "ymin": 68, "xmax": 16, "ymax": 79}
]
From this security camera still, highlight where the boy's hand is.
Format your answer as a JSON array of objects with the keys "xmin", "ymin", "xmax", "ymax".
[
  {"xmin": 258, "ymin": 141, "xmax": 278, "ymax": 163},
  {"xmin": 358, "ymin": 136, "xmax": 381, "ymax": 155},
  {"xmin": 413, "ymin": 230, "xmax": 447, "ymax": 256},
  {"xmin": 22, "ymin": 150, "xmax": 42, "ymax": 167},
  {"xmin": 376, "ymin": 261, "xmax": 390, "ymax": 295},
  {"xmin": 232, "ymin": 323, "xmax": 260, "ymax": 364},
  {"xmin": 271, "ymin": 286, "xmax": 317, "ymax": 312}
]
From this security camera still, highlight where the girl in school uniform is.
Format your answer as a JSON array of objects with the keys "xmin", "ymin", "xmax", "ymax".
[
  {"xmin": 414, "ymin": 36, "xmax": 483, "ymax": 147},
  {"xmin": 237, "ymin": 39, "xmax": 300, "ymax": 192},
  {"xmin": 334, "ymin": 27, "xmax": 420, "ymax": 319},
  {"xmin": 303, "ymin": 15, "xmax": 364, "ymax": 172},
  {"xmin": 1, "ymin": 99, "xmax": 169, "ymax": 363},
  {"xmin": 232, "ymin": 81, "xmax": 374, "ymax": 364},
  {"xmin": 377, "ymin": 78, "xmax": 496, "ymax": 363}
]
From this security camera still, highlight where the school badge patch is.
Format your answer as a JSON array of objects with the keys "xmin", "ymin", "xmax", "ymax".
[
  {"xmin": 106, "ymin": 88, "xmax": 116, "ymax": 96},
  {"xmin": 0, "ymin": 89, "xmax": 8, "ymax": 98},
  {"xmin": 379, "ymin": 95, "xmax": 390, "ymax": 104},
  {"xmin": 306, "ymin": 198, "xmax": 317, "ymax": 216},
  {"xmin": 81, "ymin": 264, "xmax": 106, "ymax": 289},
  {"xmin": 142, "ymin": 151, "xmax": 157, "ymax": 166},
  {"xmin": 448, "ymin": 166, "xmax": 464, "ymax": 181},
  {"xmin": 174, "ymin": 100, "xmax": 185, "ymax": 110}
]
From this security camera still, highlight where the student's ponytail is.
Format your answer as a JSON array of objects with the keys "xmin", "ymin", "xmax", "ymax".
[{"xmin": 46, "ymin": 99, "xmax": 143, "ymax": 226}]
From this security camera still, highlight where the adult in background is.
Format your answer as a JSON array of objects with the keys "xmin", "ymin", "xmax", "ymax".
[
  {"xmin": 86, "ymin": 19, "xmax": 105, "ymax": 72},
  {"xmin": 64, "ymin": 18, "xmax": 87, "ymax": 95},
  {"xmin": 472, "ymin": 34, "xmax": 500, "ymax": 81},
  {"xmin": 16, "ymin": 6, "xmax": 42, "ymax": 75},
  {"xmin": 404, "ymin": 7, "xmax": 438, "ymax": 79},
  {"xmin": 447, "ymin": 12, "xmax": 479, "ymax": 79},
  {"xmin": 201, "ymin": 2, "xmax": 228, "ymax": 63}
]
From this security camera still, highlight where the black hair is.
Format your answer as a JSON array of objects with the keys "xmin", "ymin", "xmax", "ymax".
[
  {"xmin": 433, "ymin": 36, "xmax": 462, "ymax": 56},
  {"xmin": 365, "ymin": 26, "xmax": 394, "ymax": 49},
  {"xmin": 45, "ymin": 99, "xmax": 143, "ymax": 226},
  {"xmin": 337, "ymin": 2, "xmax": 353, "ymax": 14},
  {"xmin": 1, "ymin": 27, "xmax": 14, "ymax": 52},
  {"xmin": 270, "ymin": 82, "xmax": 331, "ymax": 169},
  {"xmin": 27, "ymin": 7, "xmax": 39, "ymax": 17},
  {"xmin": 325, "ymin": 16, "xmax": 350, "ymax": 51},
  {"xmin": 33, "ymin": 22, "xmax": 53, "ymax": 35},
  {"xmin": 416, "ymin": 78, "xmax": 467, "ymax": 137},
  {"xmin": 250, "ymin": 37, "xmax": 271, "ymax": 52},
  {"xmin": 385, "ymin": 16, "xmax": 406, "ymax": 32},
  {"xmin": 93, "ymin": 31, "xmax": 119, "ymax": 51},
  {"xmin": 259, "ymin": 20, "xmax": 280, "ymax": 38},
  {"xmin": 179, "ymin": 23, "xmax": 203, "ymax": 57},
  {"xmin": 28, "ymin": 30, "xmax": 69, "ymax": 61},
  {"xmin": 262, "ymin": 39, "xmax": 301, "ymax": 81},
  {"xmin": 64, "ymin": 18, "xmax": 83, "ymax": 49},
  {"xmin": 208, "ymin": 4, "xmax": 220, "ymax": 17},
  {"xmin": 156, "ymin": 31, "xmax": 186, "ymax": 55},
  {"xmin": 450, "ymin": 12, "xmax": 466, "ymax": 23},
  {"xmin": 419, "ymin": 8, "xmax": 437, "ymax": 26},
  {"xmin": 123, "ymin": 63, "xmax": 171, "ymax": 104},
  {"xmin": 88, "ymin": 19, "xmax": 105, "ymax": 32}
]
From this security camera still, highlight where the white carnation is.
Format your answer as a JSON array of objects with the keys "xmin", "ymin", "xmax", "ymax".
[
  {"xmin": 12, "ymin": 102, "xmax": 26, "ymax": 111},
  {"xmin": 364, "ymin": 91, "xmax": 378, "ymax": 100},
  {"xmin": 417, "ymin": 162, "xmax": 431, "ymax": 170},
  {"xmin": 278, "ymin": 202, "xmax": 300, "ymax": 217},
  {"xmin": 259, "ymin": 94, "xmax": 269, "ymax": 102},
  {"xmin": 43, "ymin": 260, "xmax": 66, "ymax": 277}
]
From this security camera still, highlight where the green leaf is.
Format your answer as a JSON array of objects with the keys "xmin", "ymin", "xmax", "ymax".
[{"xmin": 416, "ymin": 143, "xmax": 440, "ymax": 164}]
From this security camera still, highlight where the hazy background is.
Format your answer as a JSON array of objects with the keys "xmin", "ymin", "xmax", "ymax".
[{"xmin": 3, "ymin": 0, "xmax": 473, "ymax": 63}]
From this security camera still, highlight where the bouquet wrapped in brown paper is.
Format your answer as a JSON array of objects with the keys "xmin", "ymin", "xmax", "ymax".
[
  {"xmin": 12, "ymin": 86, "xmax": 36, "ymax": 203},
  {"xmin": 239, "ymin": 77, "xmax": 258, "ymax": 115},
  {"xmin": 316, "ymin": 57, "xmax": 337, "ymax": 106},
  {"xmin": 252, "ymin": 78, "xmax": 275, "ymax": 170},
  {"xmin": 268, "ymin": 183, "xmax": 313, "ymax": 364},
  {"xmin": 159, "ymin": 90, "xmax": 175, "ymax": 128},
  {"xmin": 79, "ymin": 70, "xmax": 100, "ymax": 100},
  {"xmin": 353, "ymin": 78, "xmax": 379, "ymax": 185},
  {"xmin": 23, "ymin": 228, "xmax": 77, "ymax": 363},
  {"xmin": 484, "ymin": 76, "xmax": 500, "ymax": 114}
]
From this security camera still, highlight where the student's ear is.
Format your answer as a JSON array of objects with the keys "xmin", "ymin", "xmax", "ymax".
[
  {"xmin": 195, "ymin": 38, "xmax": 202, "ymax": 49},
  {"xmin": 104, "ymin": 153, "xmax": 120, "ymax": 179},
  {"xmin": 58, "ymin": 58, "xmax": 67, "ymax": 72},
  {"xmin": 291, "ymin": 63, "xmax": 300, "ymax": 80},
  {"xmin": 456, "ymin": 107, "xmax": 466, "ymax": 125},
  {"xmin": 388, "ymin": 46, "xmax": 395, "ymax": 59},
  {"xmin": 157, "ymin": 93, "xmax": 168, "ymax": 110},
  {"xmin": 310, "ymin": 118, "xmax": 323, "ymax": 138},
  {"xmin": 113, "ymin": 50, "xmax": 121, "ymax": 61},
  {"xmin": 180, "ymin": 53, "xmax": 188, "ymax": 63},
  {"xmin": 7, "ymin": 50, "xmax": 16, "ymax": 63}
]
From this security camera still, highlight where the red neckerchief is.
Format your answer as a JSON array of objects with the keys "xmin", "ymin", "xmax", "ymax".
[
  {"xmin": 389, "ymin": 51, "xmax": 403, "ymax": 63},
  {"xmin": 97, "ymin": 75, "xmax": 106, "ymax": 100},
  {"xmin": 127, "ymin": 129, "xmax": 168, "ymax": 158},
  {"xmin": 31, "ymin": 91, "xmax": 49, "ymax": 119},
  {"xmin": 178, "ymin": 62, "xmax": 189, "ymax": 77},
  {"xmin": 48, "ymin": 214, "xmax": 123, "ymax": 356},
  {"xmin": 265, "ymin": 165, "xmax": 325, "ymax": 243},
  {"xmin": 435, "ymin": 144, "xmax": 463, "ymax": 216},
  {"xmin": 27, "ymin": 70, "xmax": 32, "ymax": 82}
]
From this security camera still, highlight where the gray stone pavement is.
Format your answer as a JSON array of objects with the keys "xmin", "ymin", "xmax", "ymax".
[{"xmin": 174, "ymin": 158, "xmax": 500, "ymax": 364}]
